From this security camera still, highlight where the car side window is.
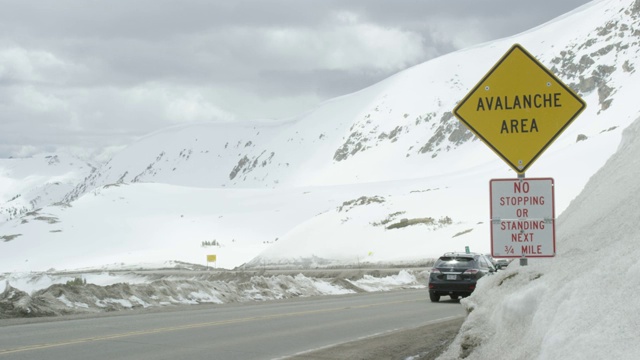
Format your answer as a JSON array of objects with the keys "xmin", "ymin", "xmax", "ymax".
[{"xmin": 479, "ymin": 257, "xmax": 489, "ymax": 269}]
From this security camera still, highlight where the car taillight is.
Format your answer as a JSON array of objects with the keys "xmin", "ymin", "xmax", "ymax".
[
  {"xmin": 430, "ymin": 268, "xmax": 441, "ymax": 274},
  {"xmin": 463, "ymin": 269, "xmax": 479, "ymax": 274}
]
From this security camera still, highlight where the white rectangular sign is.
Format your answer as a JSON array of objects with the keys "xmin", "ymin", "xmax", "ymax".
[{"xmin": 490, "ymin": 178, "xmax": 556, "ymax": 258}]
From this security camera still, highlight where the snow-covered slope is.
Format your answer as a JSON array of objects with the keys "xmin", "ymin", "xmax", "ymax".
[
  {"xmin": 62, "ymin": 0, "xmax": 638, "ymax": 193},
  {"xmin": 2, "ymin": 0, "xmax": 640, "ymax": 272},
  {"xmin": 0, "ymin": 153, "xmax": 96, "ymax": 223}
]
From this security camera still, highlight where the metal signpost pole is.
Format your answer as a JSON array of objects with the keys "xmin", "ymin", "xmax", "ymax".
[{"xmin": 518, "ymin": 172, "xmax": 528, "ymax": 266}]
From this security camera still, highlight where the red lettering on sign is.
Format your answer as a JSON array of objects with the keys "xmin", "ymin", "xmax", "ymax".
[
  {"xmin": 521, "ymin": 245, "xmax": 542, "ymax": 254},
  {"xmin": 514, "ymin": 181, "xmax": 530, "ymax": 193},
  {"xmin": 511, "ymin": 232, "xmax": 535, "ymax": 242}
]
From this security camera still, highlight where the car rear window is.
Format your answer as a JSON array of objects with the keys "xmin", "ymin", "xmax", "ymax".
[{"xmin": 435, "ymin": 257, "xmax": 475, "ymax": 268}]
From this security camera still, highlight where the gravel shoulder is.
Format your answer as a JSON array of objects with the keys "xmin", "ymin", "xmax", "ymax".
[{"xmin": 286, "ymin": 316, "xmax": 464, "ymax": 360}]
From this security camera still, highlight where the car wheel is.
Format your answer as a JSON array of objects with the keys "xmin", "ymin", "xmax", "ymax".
[{"xmin": 429, "ymin": 293, "xmax": 440, "ymax": 302}]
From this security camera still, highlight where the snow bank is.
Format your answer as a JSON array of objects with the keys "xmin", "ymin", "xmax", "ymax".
[
  {"xmin": 437, "ymin": 116, "xmax": 640, "ymax": 359},
  {"xmin": 0, "ymin": 269, "xmax": 426, "ymax": 318}
]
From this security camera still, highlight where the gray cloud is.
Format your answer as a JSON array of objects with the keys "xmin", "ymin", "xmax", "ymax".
[{"xmin": 0, "ymin": 0, "xmax": 591, "ymax": 158}]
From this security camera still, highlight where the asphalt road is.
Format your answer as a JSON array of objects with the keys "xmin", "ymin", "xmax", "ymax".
[{"xmin": 0, "ymin": 289, "xmax": 465, "ymax": 360}]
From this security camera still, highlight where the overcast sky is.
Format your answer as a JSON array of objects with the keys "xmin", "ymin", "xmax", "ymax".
[{"xmin": 0, "ymin": 0, "xmax": 591, "ymax": 160}]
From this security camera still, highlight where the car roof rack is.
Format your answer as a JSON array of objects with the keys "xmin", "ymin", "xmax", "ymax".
[{"xmin": 441, "ymin": 251, "xmax": 478, "ymax": 257}]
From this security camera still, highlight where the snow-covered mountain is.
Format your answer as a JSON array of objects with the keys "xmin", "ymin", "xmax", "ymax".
[
  {"xmin": 0, "ymin": 153, "xmax": 96, "ymax": 223},
  {"xmin": 61, "ymin": 0, "xmax": 636, "ymax": 193},
  {"xmin": 1, "ymin": 0, "xmax": 639, "ymax": 272}
]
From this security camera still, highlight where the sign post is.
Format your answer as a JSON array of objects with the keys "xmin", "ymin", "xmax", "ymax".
[
  {"xmin": 453, "ymin": 44, "xmax": 586, "ymax": 265},
  {"xmin": 206, "ymin": 254, "xmax": 217, "ymax": 269}
]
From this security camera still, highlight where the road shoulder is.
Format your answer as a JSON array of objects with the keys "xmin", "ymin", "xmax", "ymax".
[{"xmin": 285, "ymin": 316, "xmax": 464, "ymax": 360}]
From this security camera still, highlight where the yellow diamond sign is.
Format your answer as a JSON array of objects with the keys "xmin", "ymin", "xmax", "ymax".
[{"xmin": 453, "ymin": 44, "xmax": 586, "ymax": 174}]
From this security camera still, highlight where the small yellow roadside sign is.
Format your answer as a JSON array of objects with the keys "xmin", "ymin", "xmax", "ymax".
[
  {"xmin": 453, "ymin": 44, "xmax": 586, "ymax": 174},
  {"xmin": 207, "ymin": 254, "xmax": 217, "ymax": 262}
]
